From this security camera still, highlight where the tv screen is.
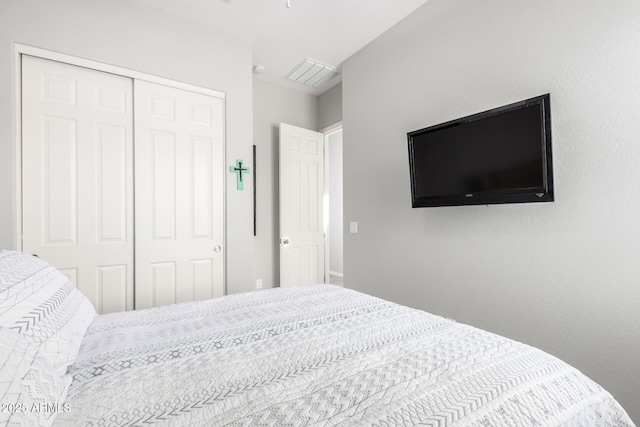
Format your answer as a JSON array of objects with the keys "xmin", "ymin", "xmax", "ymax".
[{"xmin": 408, "ymin": 94, "xmax": 553, "ymax": 208}]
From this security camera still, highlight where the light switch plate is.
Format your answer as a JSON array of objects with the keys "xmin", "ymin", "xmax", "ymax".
[{"xmin": 349, "ymin": 222, "xmax": 358, "ymax": 233}]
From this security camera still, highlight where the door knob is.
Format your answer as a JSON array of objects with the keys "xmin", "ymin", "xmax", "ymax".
[
  {"xmin": 281, "ymin": 238, "xmax": 290, "ymax": 245},
  {"xmin": 214, "ymin": 245, "xmax": 222, "ymax": 252}
]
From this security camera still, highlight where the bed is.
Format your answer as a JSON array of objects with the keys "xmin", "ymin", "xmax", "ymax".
[{"xmin": 0, "ymin": 250, "xmax": 635, "ymax": 426}]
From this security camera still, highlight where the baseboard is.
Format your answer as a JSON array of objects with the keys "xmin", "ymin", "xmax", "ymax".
[{"xmin": 329, "ymin": 271, "xmax": 343, "ymax": 278}]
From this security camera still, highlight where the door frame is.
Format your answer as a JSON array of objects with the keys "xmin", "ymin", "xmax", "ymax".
[
  {"xmin": 13, "ymin": 42, "xmax": 228, "ymax": 295},
  {"xmin": 320, "ymin": 121, "xmax": 343, "ymax": 284},
  {"xmin": 13, "ymin": 43, "xmax": 228, "ymax": 291}
]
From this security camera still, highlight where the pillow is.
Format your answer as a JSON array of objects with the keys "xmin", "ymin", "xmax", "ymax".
[
  {"xmin": 0, "ymin": 327, "xmax": 70, "ymax": 427},
  {"xmin": 0, "ymin": 250, "xmax": 96, "ymax": 375}
]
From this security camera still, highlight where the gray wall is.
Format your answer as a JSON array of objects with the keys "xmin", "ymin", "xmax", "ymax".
[
  {"xmin": 253, "ymin": 79, "xmax": 318, "ymax": 288},
  {"xmin": 343, "ymin": 0, "xmax": 640, "ymax": 421},
  {"xmin": 328, "ymin": 131, "xmax": 343, "ymax": 275},
  {"xmin": 318, "ymin": 83, "xmax": 342, "ymax": 130},
  {"xmin": 0, "ymin": 0, "xmax": 255, "ymax": 294}
]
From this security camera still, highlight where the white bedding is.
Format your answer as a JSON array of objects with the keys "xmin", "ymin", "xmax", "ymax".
[{"xmin": 55, "ymin": 285, "xmax": 633, "ymax": 426}]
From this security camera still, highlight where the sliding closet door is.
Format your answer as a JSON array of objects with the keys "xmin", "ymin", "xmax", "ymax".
[
  {"xmin": 22, "ymin": 55, "xmax": 134, "ymax": 313},
  {"xmin": 134, "ymin": 81, "xmax": 225, "ymax": 309}
]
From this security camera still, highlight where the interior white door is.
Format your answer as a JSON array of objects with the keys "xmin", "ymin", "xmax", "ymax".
[
  {"xmin": 134, "ymin": 80, "xmax": 225, "ymax": 309},
  {"xmin": 22, "ymin": 55, "xmax": 134, "ymax": 313},
  {"xmin": 279, "ymin": 123, "xmax": 325, "ymax": 287}
]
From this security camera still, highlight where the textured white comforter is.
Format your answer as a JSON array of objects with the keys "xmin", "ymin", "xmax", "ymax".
[{"xmin": 56, "ymin": 285, "xmax": 634, "ymax": 426}]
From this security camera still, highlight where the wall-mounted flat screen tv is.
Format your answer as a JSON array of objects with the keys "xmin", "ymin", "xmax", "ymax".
[{"xmin": 408, "ymin": 94, "xmax": 553, "ymax": 208}]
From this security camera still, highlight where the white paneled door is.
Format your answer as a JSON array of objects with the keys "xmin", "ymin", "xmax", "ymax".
[
  {"xmin": 134, "ymin": 81, "xmax": 225, "ymax": 309},
  {"xmin": 22, "ymin": 55, "xmax": 134, "ymax": 313},
  {"xmin": 279, "ymin": 123, "xmax": 325, "ymax": 287},
  {"xmin": 22, "ymin": 56, "xmax": 225, "ymax": 313}
]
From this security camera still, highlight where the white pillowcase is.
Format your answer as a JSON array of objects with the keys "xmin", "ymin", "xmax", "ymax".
[
  {"xmin": 0, "ymin": 327, "xmax": 70, "ymax": 427},
  {"xmin": 0, "ymin": 250, "xmax": 96, "ymax": 375}
]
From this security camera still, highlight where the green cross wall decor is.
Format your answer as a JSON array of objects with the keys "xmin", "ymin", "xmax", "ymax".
[{"xmin": 230, "ymin": 159, "xmax": 250, "ymax": 190}]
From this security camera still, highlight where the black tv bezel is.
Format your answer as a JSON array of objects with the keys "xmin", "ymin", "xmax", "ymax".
[{"xmin": 407, "ymin": 94, "xmax": 554, "ymax": 208}]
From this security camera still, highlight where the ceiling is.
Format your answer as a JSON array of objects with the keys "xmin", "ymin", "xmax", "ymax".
[{"xmin": 129, "ymin": 0, "xmax": 430, "ymax": 95}]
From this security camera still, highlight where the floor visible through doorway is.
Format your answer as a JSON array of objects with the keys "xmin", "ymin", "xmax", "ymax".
[{"xmin": 329, "ymin": 275, "xmax": 343, "ymax": 286}]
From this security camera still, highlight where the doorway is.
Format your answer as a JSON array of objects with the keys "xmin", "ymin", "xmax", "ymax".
[
  {"xmin": 278, "ymin": 122, "xmax": 343, "ymax": 287},
  {"xmin": 324, "ymin": 125, "xmax": 343, "ymax": 286}
]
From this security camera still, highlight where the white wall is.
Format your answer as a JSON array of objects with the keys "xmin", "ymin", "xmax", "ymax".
[
  {"xmin": 253, "ymin": 79, "xmax": 318, "ymax": 288},
  {"xmin": 0, "ymin": 0, "xmax": 255, "ymax": 293},
  {"xmin": 328, "ymin": 131, "xmax": 343, "ymax": 275},
  {"xmin": 342, "ymin": 0, "xmax": 640, "ymax": 422}
]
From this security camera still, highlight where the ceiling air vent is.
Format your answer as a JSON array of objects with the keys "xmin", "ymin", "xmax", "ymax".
[{"xmin": 286, "ymin": 58, "xmax": 340, "ymax": 87}]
